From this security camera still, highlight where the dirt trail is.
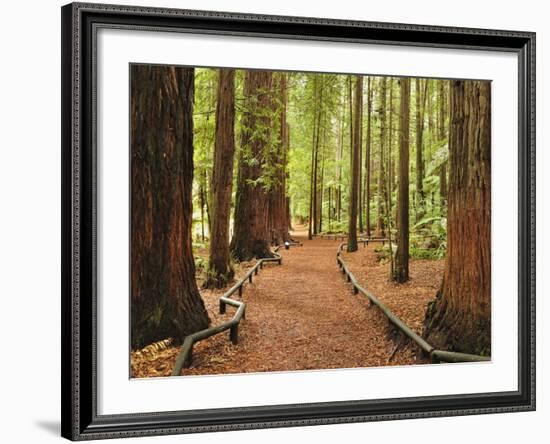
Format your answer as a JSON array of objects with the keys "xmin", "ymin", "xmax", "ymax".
[
  {"xmin": 181, "ymin": 228, "xmax": 408, "ymax": 375},
  {"xmin": 131, "ymin": 227, "xmax": 429, "ymax": 377}
]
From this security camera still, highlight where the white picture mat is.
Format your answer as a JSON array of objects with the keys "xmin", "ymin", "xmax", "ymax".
[{"xmin": 97, "ymin": 28, "xmax": 519, "ymax": 416}]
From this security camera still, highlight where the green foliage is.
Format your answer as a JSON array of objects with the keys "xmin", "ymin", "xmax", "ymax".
[
  {"xmin": 188, "ymin": 68, "xmax": 450, "ymax": 250},
  {"xmin": 410, "ymin": 246, "xmax": 446, "ymax": 260}
]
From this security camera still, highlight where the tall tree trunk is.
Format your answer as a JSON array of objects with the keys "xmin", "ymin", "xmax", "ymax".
[
  {"xmin": 308, "ymin": 78, "xmax": 317, "ymax": 240},
  {"xmin": 269, "ymin": 74, "xmax": 291, "ymax": 245},
  {"xmin": 365, "ymin": 77, "xmax": 373, "ymax": 237},
  {"xmin": 347, "ymin": 76, "xmax": 362, "ymax": 252},
  {"xmin": 318, "ymin": 126, "xmax": 325, "ymax": 234},
  {"xmin": 313, "ymin": 78, "xmax": 323, "ymax": 235},
  {"xmin": 203, "ymin": 170, "xmax": 211, "ymax": 237},
  {"xmin": 309, "ymin": 77, "xmax": 323, "ymax": 238},
  {"xmin": 386, "ymin": 78, "xmax": 395, "ymax": 275},
  {"xmin": 285, "ymin": 123, "xmax": 292, "ymax": 232},
  {"xmin": 230, "ymin": 70, "xmax": 274, "ymax": 261},
  {"xmin": 358, "ymin": 87, "xmax": 364, "ymax": 234},
  {"xmin": 415, "ymin": 78, "xmax": 428, "ymax": 221},
  {"xmin": 393, "ymin": 78, "xmax": 410, "ymax": 283},
  {"xmin": 439, "ymin": 80, "xmax": 448, "ymax": 212},
  {"xmin": 424, "ymin": 80, "xmax": 491, "ymax": 356},
  {"xmin": 328, "ymin": 186, "xmax": 332, "ymax": 230},
  {"xmin": 335, "ymin": 94, "xmax": 344, "ymax": 223},
  {"xmin": 199, "ymin": 183, "xmax": 205, "ymax": 242},
  {"xmin": 204, "ymin": 69, "xmax": 236, "ymax": 289},
  {"xmin": 386, "ymin": 78, "xmax": 394, "ymax": 220},
  {"xmin": 130, "ymin": 65, "xmax": 209, "ymax": 349},
  {"xmin": 376, "ymin": 77, "xmax": 387, "ymax": 237}
]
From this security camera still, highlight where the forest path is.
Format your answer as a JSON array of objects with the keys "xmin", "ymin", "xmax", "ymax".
[{"xmin": 187, "ymin": 227, "xmax": 401, "ymax": 374}]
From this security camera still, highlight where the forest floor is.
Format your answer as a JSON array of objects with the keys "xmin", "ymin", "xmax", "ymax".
[{"xmin": 131, "ymin": 227, "xmax": 444, "ymax": 378}]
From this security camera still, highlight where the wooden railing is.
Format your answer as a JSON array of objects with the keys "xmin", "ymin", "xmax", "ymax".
[
  {"xmin": 171, "ymin": 248, "xmax": 282, "ymax": 376},
  {"xmin": 315, "ymin": 233, "xmax": 347, "ymax": 241},
  {"xmin": 315, "ymin": 232, "xmax": 390, "ymax": 245},
  {"xmin": 336, "ymin": 242, "xmax": 490, "ymax": 363}
]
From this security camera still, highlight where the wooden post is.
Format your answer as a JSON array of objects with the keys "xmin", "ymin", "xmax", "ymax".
[
  {"xmin": 230, "ymin": 325, "xmax": 239, "ymax": 344},
  {"xmin": 219, "ymin": 300, "xmax": 226, "ymax": 314},
  {"xmin": 185, "ymin": 348, "xmax": 193, "ymax": 368},
  {"xmin": 249, "ymin": 274, "xmax": 253, "ymax": 283},
  {"xmin": 238, "ymin": 285, "xmax": 243, "ymax": 297}
]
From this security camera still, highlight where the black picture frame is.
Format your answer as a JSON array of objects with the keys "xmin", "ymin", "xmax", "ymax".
[{"xmin": 61, "ymin": 2, "xmax": 536, "ymax": 440}]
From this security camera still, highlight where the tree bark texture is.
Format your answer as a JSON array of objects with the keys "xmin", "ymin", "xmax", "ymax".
[
  {"xmin": 439, "ymin": 80, "xmax": 448, "ymax": 211},
  {"xmin": 130, "ymin": 65, "xmax": 209, "ymax": 349},
  {"xmin": 204, "ymin": 69, "xmax": 236, "ymax": 289},
  {"xmin": 365, "ymin": 77, "xmax": 373, "ymax": 237},
  {"xmin": 230, "ymin": 70, "xmax": 275, "ymax": 261},
  {"xmin": 308, "ymin": 77, "xmax": 319, "ymax": 239},
  {"xmin": 415, "ymin": 78, "xmax": 428, "ymax": 220},
  {"xmin": 393, "ymin": 78, "xmax": 410, "ymax": 283},
  {"xmin": 424, "ymin": 80, "xmax": 491, "ymax": 356},
  {"xmin": 376, "ymin": 77, "xmax": 387, "ymax": 236},
  {"xmin": 269, "ymin": 73, "xmax": 291, "ymax": 245},
  {"xmin": 347, "ymin": 76, "xmax": 362, "ymax": 252}
]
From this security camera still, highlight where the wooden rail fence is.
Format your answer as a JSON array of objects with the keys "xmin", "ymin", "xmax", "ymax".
[
  {"xmin": 336, "ymin": 242, "xmax": 490, "ymax": 364},
  {"xmin": 172, "ymin": 247, "xmax": 283, "ymax": 376},
  {"xmin": 315, "ymin": 232, "xmax": 391, "ymax": 246}
]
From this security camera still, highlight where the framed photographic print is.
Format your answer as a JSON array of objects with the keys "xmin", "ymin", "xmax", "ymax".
[{"xmin": 61, "ymin": 2, "xmax": 535, "ymax": 440}]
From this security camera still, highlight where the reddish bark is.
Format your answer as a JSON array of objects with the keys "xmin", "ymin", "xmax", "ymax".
[
  {"xmin": 230, "ymin": 70, "xmax": 275, "ymax": 261},
  {"xmin": 393, "ymin": 78, "xmax": 410, "ymax": 283},
  {"xmin": 204, "ymin": 69, "xmax": 236, "ymax": 289},
  {"xmin": 347, "ymin": 76, "xmax": 362, "ymax": 252},
  {"xmin": 130, "ymin": 65, "xmax": 209, "ymax": 349},
  {"xmin": 269, "ymin": 74, "xmax": 291, "ymax": 245},
  {"xmin": 424, "ymin": 80, "xmax": 491, "ymax": 356}
]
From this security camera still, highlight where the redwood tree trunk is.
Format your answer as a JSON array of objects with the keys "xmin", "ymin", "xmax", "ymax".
[
  {"xmin": 130, "ymin": 65, "xmax": 209, "ymax": 349},
  {"xmin": 393, "ymin": 78, "xmax": 410, "ymax": 283},
  {"xmin": 365, "ymin": 77, "xmax": 373, "ymax": 237},
  {"xmin": 347, "ymin": 76, "xmax": 362, "ymax": 252},
  {"xmin": 230, "ymin": 70, "xmax": 274, "ymax": 261},
  {"xmin": 415, "ymin": 79, "xmax": 428, "ymax": 221},
  {"xmin": 439, "ymin": 80, "xmax": 448, "ymax": 212},
  {"xmin": 204, "ymin": 69, "xmax": 236, "ymax": 289},
  {"xmin": 270, "ymin": 73, "xmax": 291, "ymax": 245},
  {"xmin": 376, "ymin": 77, "xmax": 387, "ymax": 236},
  {"xmin": 308, "ymin": 77, "xmax": 320, "ymax": 240},
  {"xmin": 424, "ymin": 80, "xmax": 491, "ymax": 356}
]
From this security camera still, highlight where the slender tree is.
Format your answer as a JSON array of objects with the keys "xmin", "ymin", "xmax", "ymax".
[
  {"xmin": 347, "ymin": 76, "xmax": 362, "ymax": 252},
  {"xmin": 364, "ymin": 77, "xmax": 373, "ymax": 237},
  {"xmin": 204, "ymin": 69, "xmax": 236, "ymax": 289},
  {"xmin": 439, "ymin": 80, "xmax": 448, "ymax": 212},
  {"xmin": 393, "ymin": 78, "xmax": 411, "ymax": 283},
  {"xmin": 415, "ymin": 78, "xmax": 429, "ymax": 221},
  {"xmin": 376, "ymin": 77, "xmax": 387, "ymax": 236},
  {"xmin": 424, "ymin": 80, "xmax": 491, "ymax": 355},
  {"xmin": 308, "ymin": 77, "xmax": 318, "ymax": 239},
  {"xmin": 308, "ymin": 76, "xmax": 323, "ymax": 239},
  {"xmin": 131, "ymin": 65, "xmax": 209, "ymax": 349},
  {"xmin": 386, "ymin": 78, "xmax": 395, "ymax": 274},
  {"xmin": 335, "ymin": 92, "xmax": 345, "ymax": 222},
  {"xmin": 269, "ymin": 73, "xmax": 291, "ymax": 245},
  {"xmin": 230, "ymin": 70, "xmax": 275, "ymax": 261},
  {"xmin": 317, "ymin": 122, "xmax": 326, "ymax": 233},
  {"xmin": 358, "ymin": 83, "xmax": 364, "ymax": 234}
]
